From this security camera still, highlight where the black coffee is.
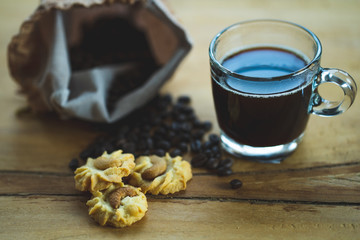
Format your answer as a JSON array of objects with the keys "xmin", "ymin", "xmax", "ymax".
[{"xmin": 212, "ymin": 47, "xmax": 313, "ymax": 147}]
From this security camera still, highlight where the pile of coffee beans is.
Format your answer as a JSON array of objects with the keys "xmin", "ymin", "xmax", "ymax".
[{"xmin": 70, "ymin": 94, "xmax": 234, "ymax": 177}]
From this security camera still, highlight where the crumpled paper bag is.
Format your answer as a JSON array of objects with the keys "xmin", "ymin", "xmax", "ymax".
[{"xmin": 8, "ymin": 0, "xmax": 192, "ymax": 123}]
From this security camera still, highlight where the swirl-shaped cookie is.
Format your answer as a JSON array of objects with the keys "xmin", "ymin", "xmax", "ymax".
[
  {"xmin": 74, "ymin": 150, "xmax": 135, "ymax": 192},
  {"xmin": 128, "ymin": 153, "xmax": 192, "ymax": 195},
  {"xmin": 87, "ymin": 184, "xmax": 148, "ymax": 228}
]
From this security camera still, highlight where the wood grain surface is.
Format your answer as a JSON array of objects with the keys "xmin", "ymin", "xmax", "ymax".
[{"xmin": 1, "ymin": 0, "xmax": 359, "ymax": 239}]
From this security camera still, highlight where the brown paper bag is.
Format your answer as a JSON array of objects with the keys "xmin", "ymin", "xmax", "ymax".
[{"xmin": 8, "ymin": 0, "xmax": 192, "ymax": 122}]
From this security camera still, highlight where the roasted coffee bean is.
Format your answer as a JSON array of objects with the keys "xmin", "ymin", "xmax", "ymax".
[
  {"xmin": 160, "ymin": 110, "xmax": 171, "ymax": 119},
  {"xmin": 209, "ymin": 134, "xmax": 220, "ymax": 145},
  {"xmin": 103, "ymin": 141, "xmax": 116, "ymax": 153},
  {"xmin": 217, "ymin": 166, "xmax": 233, "ymax": 176},
  {"xmin": 204, "ymin": 149, "xmax": 213, "ymax": 158},
  {"xmin": 156, "ymin": 100, "xmax": 168, "ymax": 111},
  {"xmin": 137, "ymin": 140, "xmax": 148, "ymax": 151},
  {"xmin": 213, "ymin": 152, "xmax": 222, "ymax": 159},
  {"xmin": 161, "ymin": 93, "xmax": 173, "ymax": 105},
  {"xmin": 182, "ymin": 106, "xmax": 194, "ymax": 115},
  {"xmin": 205, "ymin": 157, "xmax": 220, "ymax": 170},
  {"xmin": 172, "ymin": 103, "xmax": 184, "ymax": 113},
  {"xmin": 202, "ymin": 141, "xmax": 213, "ymax": 150},
  {"xmin": 142, "ymin": 149, "xmax": 151, "ymax": 155},
  {"xmin": 166, "ymin": 130, "xmax": 176, "ymax": 141},
  {"xmin": 141, "ymin": 124, "xmax": 152, "ymax": 132},
  {"xmin": 190, "ymin": 140, "xmax": 202, "ymax": 153},
  {"xmin": 154, "ymin": 127, "xmax": 167, "ymax": 137},
  {"xmin": 177, "ymin": 95, "xmax": 191, "ymax": 105},
  {"xmin": 69, "ymin": 158, "xmax": 79, "ymax": 171},
  {"xmin": 230, "ymin": 179, "xmax": 243, "ymax": 189},
  {"xmin": 175, "ymin": 114, "xmax": 187, "ymax": 122},
  {"xmin": 211, "ymin": 145, "xmax": 221, "ymax": 154},
  {"xmin": 153, "ymin": 134, "xmax": 164, "ymax": 143},
  {"xmin": 193, "ymin": 119, "xmax": 203, "ymax": 129},
  {"xmin": 219, "ymin": 158, "xmax": 234, "ymax": 169},
  {"xmin": 115, "ymin": 137, "xmax": 127, "ymax": 148},
  {"xmin": 178, "ymin": 142, "xmax": 188, "ymax": 153},
  {"xmin": 150, "ymin": 116, "xmax": 162, "ymax": 126},
  {"xmin": 153, "ymin": 149, "xmax": 166, "ymax": 157},
  {"xmin": 122, "ymin": 142, "xmax": 136, "ymax": 153},
  {"xmin": 115, "ymin": 131, "xmax": 126, "ymax": 140},
  {"xmin": 146, "ymin": 138, "xmax": 154, "ymax": 149},
  {"xmin": 126, "ymin": 132, "xmax": 138, "ymax": 142},
  {"xmin": 187, "ymin": 112, "xmax": 197, "ymax": 122},
  {"xmin": 191, "ymin": 129, "xmax": 205, "ymax": 140},
  {"xmin": 159, "ymin": 122, "xmax": 171, "ymax": 130},
  {"xmin": 191, "ymin": 153, "xmax": 208, "ymax": 168},
  {"xmin": 137, "ymin": 137, "xmax": 154, "ymax": 151},
  {"xmin": 179, "ymin": 133, "xmax": 192, "ymax": 143},
  {"xmin": 118, "ymin": 125, "xmax": 130, "ymax": 135},
  {"xmin": 202, "ymin": 121, "xmax": 213, "ymax": 131},
  {"xmin": 156, "ymin": 94, "xmax": 172, "ymax": 109},
  {"xmin": 170, "ymin": 148, "xmax": 182, "ymax": 157},
  {"xmin": 156, "ymin": 140, "xmax": 171, "ymax": 150},
  {"xmin": 139, "ymin": 131, "xmax": 151, "ymax": 139},
  {"xmin": 171, "ymin": 136, "xmax": 182, "ymax": 147},
  {"xmin": 180, "ymin": 122, "xmax": 192, "ymax": 132},
  {"xmin": 171, "ymin": 122, "xmax": 182, "ymax": 132}
]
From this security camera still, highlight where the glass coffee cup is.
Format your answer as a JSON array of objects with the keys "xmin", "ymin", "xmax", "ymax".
[{"xmin": 209, "ymin": 19, "xmax": 357, "ymax": 163}]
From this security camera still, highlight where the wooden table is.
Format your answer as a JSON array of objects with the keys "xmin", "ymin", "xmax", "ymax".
[{"xmin": 1, "ymin": 0, "xmax": 359, "ymax": 239}]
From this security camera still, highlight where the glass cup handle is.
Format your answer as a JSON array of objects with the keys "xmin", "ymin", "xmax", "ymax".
[{"xmin": 310, "ymin": 68, "xmax": 357, "ymax": 116}]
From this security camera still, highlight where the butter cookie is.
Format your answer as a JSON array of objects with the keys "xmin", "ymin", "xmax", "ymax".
[
  {"xmin": 87, "ymin": 184, "xmax": 148, "ymax": 227},
  {"xmin": 129, "ymin": 153, "xmax": 192, "ymax": 195},
  {"xmin": 74, "ymin": 150, "xmax": 135, "ymax": 192}
]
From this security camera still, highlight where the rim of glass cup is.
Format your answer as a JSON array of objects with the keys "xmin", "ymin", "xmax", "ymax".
[{"xmin": 209, "ymin": 19, "xmax": 322, "ymax": 82}]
